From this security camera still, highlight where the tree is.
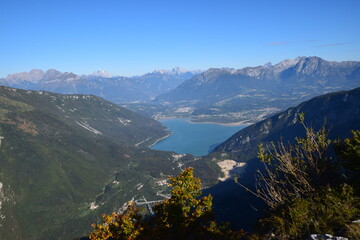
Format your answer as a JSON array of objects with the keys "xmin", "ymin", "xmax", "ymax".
[
  {"xmin": 89, "ymin": 202, "xmax": 143, "ymax": 240},
  {"xmin": 89, "ymin": 168, "xmax": 244, "ymax": 240},
  {"xmin": 151, "ymin": 167, "xmax": 215, "ymax": 239},
  {"xmin": 254, "ymin": 115, "xmax": 334, "ymax": 209}
]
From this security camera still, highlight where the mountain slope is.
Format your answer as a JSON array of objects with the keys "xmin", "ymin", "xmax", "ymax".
[
  {"xmin": 0, "ymin": 87, "xmax": 167, "ymax": 147},
  {"xmin": 213, "ymin": 87, "xmax": 360, "ymax": 162},
  {"xmin": 203, "ymin": 87, "xmax": 360, "ymax": 231},
  {"xmin": 154, "ymin": 57, "xmax": 360, "ymax": 123},
  {"xmin": 0, "ymin": 86, "xmax": 220, "ymax": 239}
]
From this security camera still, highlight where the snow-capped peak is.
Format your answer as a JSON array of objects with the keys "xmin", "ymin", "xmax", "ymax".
[
  {"xmin": 90, "ymin": 70, "xmax": 112, "ymax": 78},
  {"xmin": 153, "ymin": 67, "xmax": 201, "ymax": 75}
]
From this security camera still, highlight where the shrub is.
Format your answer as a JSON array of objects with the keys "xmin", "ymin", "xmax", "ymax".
[
  {"xmin": 238, "ymin": 115, "xmax": 360, "ymax": 239},
  {"xmin": 89, "ymin": 202, "xmax": 143, "ymax": 240}
]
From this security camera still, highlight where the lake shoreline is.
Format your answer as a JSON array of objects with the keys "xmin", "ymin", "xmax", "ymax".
[
  {"xmin": 188, "ymin": 119, "xmax": 252, "ymax": 126},
  {"xmin": 148, "ymin": 133, "xmax": 172, "ymax": 148},
  {"xmin": 155, "ymin": 116, "xmax": 252, "ymax": 126}
]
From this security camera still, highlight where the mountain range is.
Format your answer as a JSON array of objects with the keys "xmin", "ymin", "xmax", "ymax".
[
  {"xmin": 152, "ymin": 57, "xmax": 360, "ymax": 123},
  {"xmin": 0, "ymin": 67, "xmax": 200, "ymax": 104},
  {"xmin": 2, "ymin": 57, "xmax": 359, "ymax": 125}
]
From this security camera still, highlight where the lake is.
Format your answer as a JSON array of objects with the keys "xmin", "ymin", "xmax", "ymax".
[{"xmin": 150, "ymin": 118, "xmax": 245, "ymax": 156}]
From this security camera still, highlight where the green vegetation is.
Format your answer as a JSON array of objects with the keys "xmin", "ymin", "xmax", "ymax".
[
  {"xmin": 90, "ymin": 168, "xmax": 244, "ymax": 240},
  {"xmin": 0, "ymin": 86, "xmax": 169, "ymax": 146},
  {"xmin": 0, "ymin": 86, "xmax": 222, "ymax": 239},
  {"xmin": 241, "ymin": 115, "xmax": 360, "ymax": 239}
]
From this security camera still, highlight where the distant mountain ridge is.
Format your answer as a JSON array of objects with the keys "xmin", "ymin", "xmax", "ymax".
[
  {"xmin": 3, "ymin": 57, "xmax": 360, "ymax": 124},
  {"xmin": 153, "ymin": 57, "xmax": 360, "ymax": 123},
  {"xmin": 0, "ymin": 67, "xmax": 200, "ymax": 103}
]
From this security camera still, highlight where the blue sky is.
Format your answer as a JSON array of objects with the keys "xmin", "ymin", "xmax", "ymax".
[{"xmin": 0, "ymin": 0, "xmax": 359, "ymax": 77}]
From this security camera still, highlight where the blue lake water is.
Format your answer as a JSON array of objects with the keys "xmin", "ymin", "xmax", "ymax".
[{"xmin": 151, "ymin": 118, "xmax": 245, "ymax": 156}]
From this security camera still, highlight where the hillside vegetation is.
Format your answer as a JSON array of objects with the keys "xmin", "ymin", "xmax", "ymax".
[
  {"xmin": 0, "ymin": 86, "xmax": 221, "ymax": 239},
  {"xmin": 213, "ymin": 87, "xmax": 360, "ymax": 162}
]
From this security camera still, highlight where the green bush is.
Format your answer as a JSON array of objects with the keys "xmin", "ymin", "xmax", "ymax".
[
  {"xmin": 260, "ymin": 184, "xmax": 359, "ymax": 239},
  {"xmin": 246, "ymin": 115, "xmax": 360, "ymax": 239}
]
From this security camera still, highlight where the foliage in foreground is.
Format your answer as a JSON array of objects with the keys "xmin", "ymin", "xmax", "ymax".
[
  {"xmin": 243, "ymin": 115, "xmax": 360, "ymax": 239},
  {"xmin": 89, "ymin": 168, "xmax": 245, "ymax": 240},
  {"xmin": 89, "ymin": 202, "xmax": 143, "ymax": 240}
]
